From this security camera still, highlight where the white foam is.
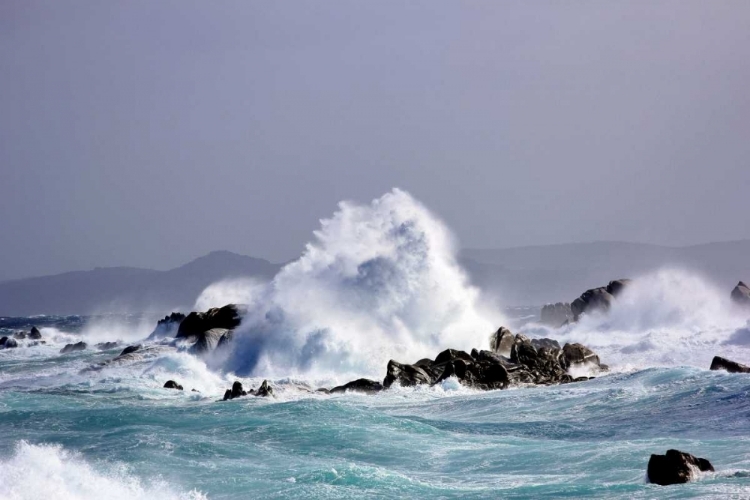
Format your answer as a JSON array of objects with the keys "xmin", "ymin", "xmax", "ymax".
[{"xmin": 0, "ymin": 441, "xmax": 206, "ymax": 500}]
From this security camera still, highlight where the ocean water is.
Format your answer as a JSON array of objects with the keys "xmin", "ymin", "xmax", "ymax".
[{"xmin": 2, "ymin": 190, "xmax": 750, "ymax": 499}]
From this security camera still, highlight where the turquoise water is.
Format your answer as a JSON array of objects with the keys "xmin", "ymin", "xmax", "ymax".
[{"xmin": 2, "ymin": 316, "xmax": 750, "ymax": 499}]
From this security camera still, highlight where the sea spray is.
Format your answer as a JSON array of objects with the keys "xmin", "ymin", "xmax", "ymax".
[{"xmin": 201, "ymin": 189, "xmax": 503, "ymax": 380}]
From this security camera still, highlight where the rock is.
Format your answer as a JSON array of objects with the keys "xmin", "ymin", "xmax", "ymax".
[
  {"xmin": 606, "ymin": 279, "xmax": 632, "ymax": 297},
  {"xmin": 119, "ymin": 344, "xmax": 142, "ymax": 357},
  {"xmin": 540, "ymin": 302, "xmax": 572, "ymax": 327},
  {"xmin": 177, "ymin": 304, "xmax": 243, "ymax": 339},
  {"xmin": 13, "ymin": 331, "xmax": 26, "ymax": 339},
  {"xmin": 255, "ymin": 380, "xmax": 274, "ymax": 397},
  {"xmin": 731, "ymin": 281, "xmax": 750, "ymax": 307},
  {"xmin": 60, "ymin": 341, "xmax": 87, "ymax": 354},
  {"xmin": 647, "ymin": 449, "xmax": 714, "ymax": 485},
  {"xmin": 434, "ymin": 349, "xmax": 474, "ymax": 365},
  {"xmin": 223, "ymin": 381, "xmax": 248, "ymax": 400},
  {"xmin": 330, "ymin": 378, "xmax": 384, "ymax": 394},
  {"xmin": 561, "ymin": 343, "xmax": 601, "ymax": 370},
  {"xmin": 571, "ymin": 287, "xmax": 615, "ymax": 321},
  {"xmin": 28, "ymin": 327, "xmax": 42, "ymax": 340},
  {"xmin": 95, "ymin": 341, "xmax": 119, "ymax": 350},
  {"xmin": 531, "ymin": 338, "xmax": 561, "ymax": 350},
  {"xmin": 383, "ymin": 360, "xmax": 434, "ymax": 388},
  {"xmin": 148, "ymin": 312, "xmax": 186, "ymax": 340},
  {"xmin": 1, "ymin": 337, "xmax": 18, "ymax": 349},
  {"xmin": 189, "ymin": 328, "xmax": 232, "ymax": 355},
  {"xmin": 163, "ymin": 380, "xmax": 184, "ymax": 390},
  {"xmin": 490, "ymin": 326, "xmax": 515, "ymax": 355},
  {"xmin": 710, "ymin": 356, "xmax": 750, "ymax": 373}
]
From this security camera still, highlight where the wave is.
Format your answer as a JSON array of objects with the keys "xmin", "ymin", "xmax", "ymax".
[
  {"xmin": 201, "ymin": 189, "xmax": 502, "ymax": 380},
  {"xmin": 0, "ymin": 441, "xmax": 206, "ymax": 500}
]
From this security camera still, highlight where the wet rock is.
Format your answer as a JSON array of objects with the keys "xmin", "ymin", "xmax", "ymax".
[
  {"xmin": 330, "ymin": 378, "xmax": 384, "ymax": 394},
  {"xmin": 540, "ymin": 302, "xmax": 572, "ymax": 327},
  {"xmin": 13, "ymin": 331, "xmax": 26, "ymax": 339},
  {"xmin": 223, "ymin": 381, "xmax": 248, "ymax": 400},
  {"xmin": 177, "ymin": 305, "xmax": 243, "ymax": 339},
  {"xmin": 383, "ymin": 360, "xmax": 434, "ymax": 388},
  {"xmin": 95, "ymin": 341, "xmax": 119, "ymax": 350},
  {"xmin": 571, "ymin": 287, "xmax": 614, "ymax": 320},
  {"xmin": 255, "ymin": 380, "xmax": 274, "ymax": 397},
  {"xmin": 60, "ymin": 341, "xmax": 87, "ymax": 354},
  {"xmin": 28, "ymin": 327, "xmax": 42, "ymax": 340},
  {"xmin": 148, "ymin": 312, "xmax": 186, "ymax": 339},
  {"xmin": 647, "ymin": 449, "xmax": 714, "ymax": 485},
  {"xmin": 434, "ymin": 349, "xmax": 474, "ymax": 365},
  {"xmin": 164, "ymin": 380, "xmax": 184, "ymax": 390},
  {"xmin": 1, "ymin": 337, "xmax": 18, "ymax": 349},
  {"xmin": 710, "ymin": 356, "xmax": 750, "ymax": 373},
  {"xmin": 490, "ymin": 326, "xmax": 515, "ymax": 356},
  {"xmin": 531, "ymin": 338, "xmax": 561, "ymax": 350},
  {"xmin": 561, "ymin": 343, "xmax": 601, "ymax": 370},
  {"xmin": 119, "ymin": 344, "xmax": 142, "ymax": 357},
  {"xmin": 731, "ymin": 281, "xmax": 750, "ymax": 307},
  {"xmin": 189, "ymin": 328, "xmax": 232, "ymax": 355}
]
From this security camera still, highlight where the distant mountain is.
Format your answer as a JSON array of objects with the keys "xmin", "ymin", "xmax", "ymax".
[
  {"xmin": 461, "ymin": 240, "xmax": 750, "ymax": 305},
  {"xmin": 0, "ymin": 251, "xmax": 281, "ymax": 316}
]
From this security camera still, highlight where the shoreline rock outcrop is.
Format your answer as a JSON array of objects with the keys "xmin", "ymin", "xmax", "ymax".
[
  {"xmin": 710, "ymin": 356, "xmax": 750, "ymax": 373},
  {"xmin": 647, "ymin": 449, "xmax": 714, "ymax": 485},
  {"xmin": 177, "ymin": 305, "xmax": 243, "ymax": 339}
]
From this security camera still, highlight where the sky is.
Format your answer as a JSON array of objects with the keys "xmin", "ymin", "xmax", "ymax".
[{"xmin": 1, "ymin": 1, "xmax": 749, "ymax": 280}]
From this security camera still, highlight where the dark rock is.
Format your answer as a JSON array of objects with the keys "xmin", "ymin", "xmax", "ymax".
[
  {"xmin": 13, "ymin": 331, "xmax": 26, "ymax": 339},
  {"xmin": 490, "ymin": 326, "xmax": 515, "ymax": 355},
  {"xmin": 531, "ymin": 338, "xmax": 561, "ymax": 350},
  {"xmin": 29, "ymin": 327, "xmax": 42, "ymax": 339},
  {"xmin": 119, "ymin": 344, "xmax": 142, "ymax": 357},
  {"xmin": 148, "ymin": 312, "xmax": 186, "ymax": 340},
  {"xmin": 330, "ymin": 378, "xmax": 384, "ymax": 394},
  {"xmin": 570, "ymin": 279, "xmax": 631, "ymax": 321},
  {"xmin": 540, "ymin": 302, "xmax": 572, "ymax": 327},
  {"xmin": 189, "ymin": 328, "xmax": 231, "ymax": 355},
  {"xmin": 383, "ymin": 360, "xmax": 434, "ymax": 388},
  {"xmin": 561, "ymin": 343, "xmax": 601, "ymax": 370},
  {"xmin": 606, "ymin": 279, "xmax": 632, "ymax": 297},
  {"xmin": 95, "ymin": 341, "xmax": 119, "ymax": 350},
  {"xmin": 163, "ymin": 380, "xmax": 184, "ymax": 390},
  {"xmin": 255, "ymin": 380, "xmax": 274, "ymax": 397},
  {"xmin": 177, "ymin": 305, "xmax": 242, "ymax": 339},
  {"xmin": 223, "ymin": 381, "xmax": 248, "ymax": 400},
  {"xmin": 731, "ymin": 281, "xmax": 750, "ymax": 307},
  {"xmin": 60, "ymin": 341, "xmax": 87, "ymax": 354},
  {"xmin": 1, "ymin": 337, "xmax": 18, "ymax": 349},
  {"xmin": 434, "ymin": 349, "xmax": 474, "ymax": 365},
  {"xmin": 647, "ymin": 449, "xmax": 714, "ymax": 485},
  {"xmin": 710, "ymin": 356, "xmax": 750, "ymax": 373}
]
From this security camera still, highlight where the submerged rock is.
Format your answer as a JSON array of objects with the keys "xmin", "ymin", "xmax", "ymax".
[
  {"xmin": 164, "ymin": 380, "xmax": 184, "ymax": 390},
  {"xmin": 28, "ymin": 327, "xmax": 42, "ymax": 340},
  {"xmin": 710, "ymin": 356, "xmax": 750, "ymax": 373},
  {"xmin": 330, "ymin": 378, "xmax": 383, "ymax": 394},
  {"xmin": 119, "ymin": 344, "xmax": 142, "ymax": 357},
  {"xmin": 95, "ymin": 341, "xmax": 119, "ymax": 350},
  {"xmin": 60, "ymin": 341, "xmax": 87, "ymax": 354},
  {"xmin": 177, "ymin": 305, "xmax": 243, "ymax": 339},
  {"xmin": 647, "ymin": 449, "xmax": 714, "ymax": 485},
  {"xmin": 731, "ymin": 281, "xmax": 750, "ymax": 307}
]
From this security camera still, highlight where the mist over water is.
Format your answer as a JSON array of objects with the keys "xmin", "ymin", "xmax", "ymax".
[{"xmin": 199, "ymin": 189, "xmax": 503, "ymax": 380}]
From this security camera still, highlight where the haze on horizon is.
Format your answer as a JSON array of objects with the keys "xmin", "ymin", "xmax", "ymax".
[{"xmin": 2, "ymin": 1, "xmax": 749, "ymax": 281}]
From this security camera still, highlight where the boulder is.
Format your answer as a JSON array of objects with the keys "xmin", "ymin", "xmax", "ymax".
[
  {"xmin": 647, "ymin": 449, "xmax": 714, "ymax": 485},
  {"xmin": 223, "ymin": 381, "xmax": 248, "ymax": 400},
  {"xmin": 731, "ymin": 281, "xmax": 750, "ymax": 307},
  {"xmin": 60, "ymin": 341, "xmax": 87, "ymax": 354},
  {"xmin": 710, "ymin": 356, "xmax": 750, "ymax": 373},
  {"xmin": 255, "ymin": 380, "xmax": 274, "ymax": 397},
  {"xmin": 383, "ymin": 360, "xmax": 434, "ymax": 388},
  {"xmin": 490, "ymin": 327, "xmax": 515, "ymax": 355},
  {"xmin": 189, "ymin": 328, "xmax": 232, "ymax": 355},
  {"xmin": 119, "ymin": 344, "xmax": 142, "ymax": 357},
  {"xmin": 561, "ymin": 343, "xmax": 601, "ymax": 370},
  {"xmin": 540, "ymin": 302, "xmax": 572, "ymax": 327},
  {"xmin": 28, "ymin": 327, "xmax": 42, "ymax": 340},
  {"xmin": 177, "ymin": 305, "xmax": 243, "ymax": 339},
  {"xmin": 163, "ymin": 380, "xmax": 184, "ymax": 390},
  {"xmin": 1, "ymin": 337, "xmax": 18, "ymax": 349},
  {"xmin": 148, "ymin": 312, "xmax": 186, "ymax": 340},
  {"xmin": 95, "ymin": 341, "xmax": 119, "ymax": 350},
  {"xmin": 571, "ymin": 287, "xmax": 614, "ymax": 320},
  {"xmin": 330, "ymin": 378, "xmax": 383, "ymax": 394},
  {"xmin": 531, "ymin": 338, "xmax": 561, "ymax": 350}
]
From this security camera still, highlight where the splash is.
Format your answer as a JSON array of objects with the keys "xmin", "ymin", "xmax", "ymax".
[{"xmin": 204, "ymin": 189, "xmax": 501, "ymax": 380}]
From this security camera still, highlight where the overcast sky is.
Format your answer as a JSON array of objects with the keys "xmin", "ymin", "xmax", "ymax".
[{"xmin": 1, "ymin": 1, "xmax": 749, "ymax": 280}]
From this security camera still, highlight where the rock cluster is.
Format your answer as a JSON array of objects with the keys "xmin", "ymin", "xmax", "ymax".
[
  {"xmin": 222, "ymin": 380, "xmax": 274, "ymax": 400},
  {"xmin": 647, "ymin": 449, "xmax": 714, "ymax": 485}
]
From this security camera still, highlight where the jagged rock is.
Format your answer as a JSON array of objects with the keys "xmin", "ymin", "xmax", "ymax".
[
  {"xmin": 60, "ymin": 341, "xmax": 87, "ymax": 354},
  {"xmin": 119, "ymin": 344, "xmax": 142, "ymax": 357},
  {"xmin": 383, "ymin": 360, "xmax": 434, "ymax": 388},
  {"xmin": 531, "ymin": 338, "xmax": 561, "ymax": 350},
  {"xmin": 256, "ymin": 380, "xmax": 274, "ymax": 397},
  {"xmin": 223, "ymin": 381, "xmax": 248, "ymax": 400},
  {"xmin": 148, "ymin": 312, "xmax": 186, "ymax": 340},
  {"xmin": 490, "ymin": 326, "xmax": 515, "ymax": 355},
  {"xmin": 1, "ymin": 337, "xmax": 18, "ymax": 349},
  {"xmin": 570, "ymin": 279, "xmax": 631, "ymax": 320},
  {"xmin": 647, "ymin": 449, "xmax": 714, "ymax": 485},
  {"xmin": 177, "ymin": 305, "xmax": 242, "ymax": 339},
  {"xmin": 561, "ymin": 343, "xmax": 601, "ymax": 370},
  {"xmin": 13, "ymin": 331, "xmax": 26, "ymax": 339},
  {"xmin": 540, "ymin": 302, "xmax": 572, "ymax": 326},
  {"xmin": 28, "ymin": 327, "xmax": 42, "ymax": 340},
  {"xmin": 95, "ymin": 341, "xmax": 119, "ymax": 350},
  {"xmin": 164, "ymin": 380, "xmax": 184, "ymax": 390},
  {"xmin": 731, "ymin": 281, "xmax": 750, "ymax": 307},
  {"xmin": 189, "ymin": 328, "xmax": 232, "ymax": 355},
  {"xmin": 330, "ymin": 378, "xmax": 383, "ymax": 394},
  {"xmin": 710, "ymin": 356, "xmax": 750, "ymax": 373}
]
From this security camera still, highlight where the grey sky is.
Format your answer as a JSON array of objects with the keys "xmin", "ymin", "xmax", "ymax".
[{"xmin": 2, "ymin": 1, "xmax": 749, "ymax": 281}]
